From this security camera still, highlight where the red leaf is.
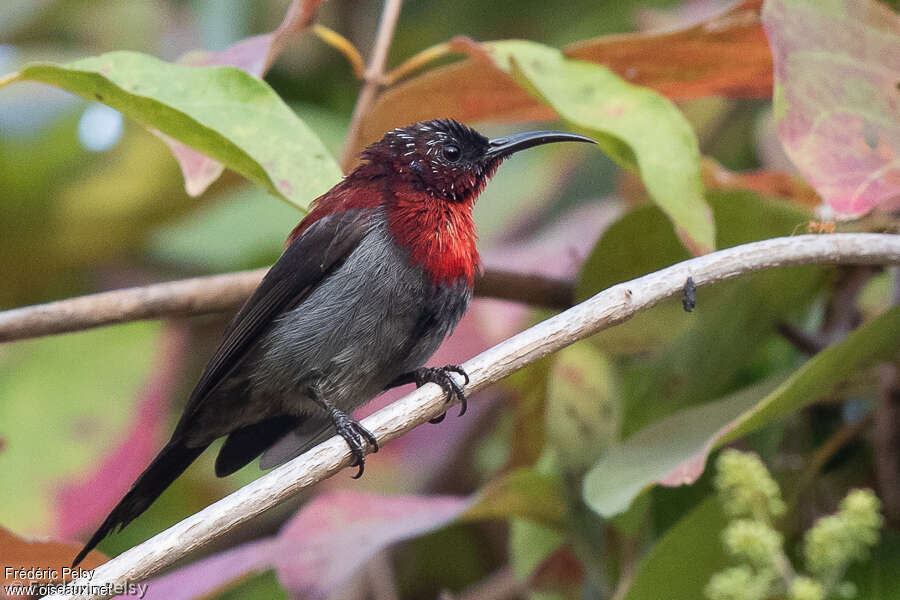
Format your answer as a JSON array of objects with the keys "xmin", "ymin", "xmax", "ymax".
[
  {"xmin": 763, "ymin": 0, "xmax": 900, "ymax": 217},
  {"xmin": 529, "ymin": 545, "xmax": 585, "ymax": 595}
]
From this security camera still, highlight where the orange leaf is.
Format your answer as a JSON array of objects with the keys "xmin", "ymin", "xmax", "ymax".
[
  {"xmin": 352, "ymin": 39, "xmax": 553, "ymax": 161},
  {"xmin": 0, "ymin": 526, "xmax": 105, "ymax": 597},
  {"xmin": 565, "ymin": 0, "xmax": 772, "ymax": 100},
  {"xmin": 701, "ymin": 158, "xmax": 821, "ymax": 207},
  {"xmin": 351, "ymin": 2, "xmax": 771, "ymax": 158}
]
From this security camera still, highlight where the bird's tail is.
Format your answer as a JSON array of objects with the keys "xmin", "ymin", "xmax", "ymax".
[{"xmin": 72, "ymin": 440, "xmax": 207, "ymax": 566}]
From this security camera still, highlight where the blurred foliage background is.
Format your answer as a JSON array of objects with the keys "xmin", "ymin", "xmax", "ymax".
[{"xmin": 1, "ymin": 1, "xmax": 899, "ymax": 599}]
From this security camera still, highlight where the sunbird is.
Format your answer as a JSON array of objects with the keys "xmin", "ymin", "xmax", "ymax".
[{"xmin": 74, "ymin": 119, "xmax": 594, "ymax": 565}]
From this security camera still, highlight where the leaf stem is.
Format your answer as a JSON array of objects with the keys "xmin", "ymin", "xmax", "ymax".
[
  {"xmin": 0, "ymin": 71, "xmax": 20, "ymax": 90},
  {"xmin": 382, "ymin": 41, "xmax": 456, "ymax": 86},
  {"xmin": 312, "ymin": 24, "xmax": 365, "ymax": 78}
]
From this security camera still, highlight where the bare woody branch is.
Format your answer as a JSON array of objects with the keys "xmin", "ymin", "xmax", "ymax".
[
  {"xmin": 44, "ymin": 233, "xmax": 900, "ymax": 600},
  {"xmin": 339, "ymin": 0, "xmax": 405, "ymax": 171},
  {"xmin": 0, "ymin": 269, "xmax": 265, "ymax": 343},
  {"xmin": 0, "ymin": 268, "xmax": 573, "ymax": 343}
]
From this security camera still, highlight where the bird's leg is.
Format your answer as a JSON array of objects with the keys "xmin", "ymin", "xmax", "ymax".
[
  {"xmin": 387, "ymin": 365, "xmax": 469, "ymax": 423},
  {"xmin": 306, "ymin": 383, "xmax": 378, "ymax": 479}
]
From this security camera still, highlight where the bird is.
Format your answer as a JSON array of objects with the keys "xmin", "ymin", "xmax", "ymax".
[{"xmin": 72, "ymin": 118, "xmax": 595, "ymax": 565}]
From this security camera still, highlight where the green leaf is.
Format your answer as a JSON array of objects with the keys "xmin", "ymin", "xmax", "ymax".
[
  {"xmin": 5, "ymin": 51, "xmax": 342, "ymax": 210},
  {"xmin": 509, "ymin": 519, "xmax": 566, "ymax": 595},
  {"xmin": 0, "ymin": 322, "xmax": 161, "ymax": 533},
  {"xmin": 464, "ymin": 468, "xmax": 567, "ymax": 531},
  {"xmin": 584, "ymin": 304, "xmax": 900, "ymax": 519},
  {"xmin": 722, "ymin": 303, "xmax": 900, "ymax": 443},
  {"xmin": 848, "ymin": 530, "xmax": 900, "ymax": 600},
  {"xmin": 583, "ymin": 378, "xmax": 780, "ymax": 519},
  {"xmin": 148, "ymin": 186, "xmax": 302, "ymax": 271},
  {"xmin": 546, "ymin": 343, "xmax": 621, "ymax": 475},
  {"xmin": 576, "ymin": 204, "xmax": 693, "ymax": 354},
  {"xmin": 613, "ymin": 192, "xmax": 819, "ymax": 436},
  {"xmin": 485, "ymin": 40, "xmax": 714, "ymax": 254},
  {"xmin": 577, "ymin": 190, "xmax": 813, "ymax": 355},
  {"xmin": 623, "ymin": 497, "xmax": 729, "ymax": 600}
]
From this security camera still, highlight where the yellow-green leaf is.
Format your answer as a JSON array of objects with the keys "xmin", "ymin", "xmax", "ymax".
[
  {"xmin": 3, "ymin": 51, "xmax": 341, "ymax": 210},
  {"xmin": 485, "ymin": 40, "xmax": 714, "ymax": 254}
]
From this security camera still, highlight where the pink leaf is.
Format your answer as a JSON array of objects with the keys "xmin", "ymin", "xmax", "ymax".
[
  {"xmin": 161, "ymin": 0, "xmax": 325, "ymax": 196},
  {"xmin": 274, "ymin": 492, "xmax": 467, "ymax": 596},
  {"xmin": 482, "ymin": 203, "xmax": 621, "ymax": 281},
  {"xmin": 132, "ymin": 492, "xmax": 469, "ymax": 600},
  {"xmin": 763, "ymin": 0, "xmax": 900, "ymax": 217},
  {"xmin": 54, "ymin": 326, "xmax": 188, "ymax": 538}
]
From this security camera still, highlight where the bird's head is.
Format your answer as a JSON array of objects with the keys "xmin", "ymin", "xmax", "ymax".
[
  {"xmin": 294, "ymin": 120, "xmax": 594, "ymax": 285},
  {"xmin": 361, "ymin": 118, "xmax": 595, "ymax": 204}
]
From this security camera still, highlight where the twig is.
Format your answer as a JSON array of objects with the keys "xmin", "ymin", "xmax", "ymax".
[
  {"xmin": 339, "ymin": 0, "xmax": 404, "ymax": 171},
  {"xmin": 820, "ymin": 265, "xmax": 877, "ymax": 343},
  {"xmin": 609, "ymin": 533, "xmax": 639, "ymax": 600},
  {"xmin": 473, "ymin": 269, "xmax": 573, "ymax": 309},
  {"xmin": 0, "ymin": 268, "xmax": 572, "ymax": 343},
  {"xmin": 43, "ymin": 233, "xmax": 900, "ymax": 600},
  {"xmin": 776, "ymin": 322, "xmax": 826, "ymax": 355},
  {"xmin": 875, "ymin": 363, "xmax": 900, "ymax": 525},
  {"xmin": 786, "ymin": 413, "xmax": 875, "ymax": 516}
]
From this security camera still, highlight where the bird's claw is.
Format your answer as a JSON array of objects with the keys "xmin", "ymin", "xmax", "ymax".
[
  {"xmin": 414, "ymin": 365, "xmax": 469, "ymax": 423},
  {"xmin": 331, "ymin": 410, "xmax": 378, "ymax": 478}
]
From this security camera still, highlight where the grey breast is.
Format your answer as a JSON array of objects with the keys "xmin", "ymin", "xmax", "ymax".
[
  {"xmin": 256, "ymin": 210, "xmax": 473, "ymax": 469},
  {"xmin": 248, "ymin": 212, "xmax": 470, "ymax": 415}
]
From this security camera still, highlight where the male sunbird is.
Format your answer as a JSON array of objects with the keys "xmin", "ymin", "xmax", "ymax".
[{"xmin": 74, "ymin": 119, "xmax": 594, "ymax": 565}]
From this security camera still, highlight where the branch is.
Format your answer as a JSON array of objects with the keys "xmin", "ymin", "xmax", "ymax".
[
  {"xmin": 0, "ymin": 268, "xmax": 572, "ymax": 343},
  {"xmin": 44, "ymin": 233, "xmax": 900, "ymax": 600},
  {"xmin": 0, "ymin": 269, "xmax": 266, "ymax": 342},
  {"xmin": 339, "ymin": 0, "xmax": 404, "ymax": 171}
]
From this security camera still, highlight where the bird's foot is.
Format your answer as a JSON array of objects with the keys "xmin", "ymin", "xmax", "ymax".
[
  {"xmin": 412, "ymin": 365, "xmax": 469, "ymax": 423},
  {"xmin": 329, "ymin": 408, "xmax": 379, "ymax": 479}
]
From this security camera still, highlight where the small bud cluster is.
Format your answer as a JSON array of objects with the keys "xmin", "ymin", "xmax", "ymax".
[
  {"xmin": 722, "ymin": 519, "xmax": 783, "ymax": 567},
  {"xmin": 803, "ymin": 489, "xmax": 883, "ymax": 589},
  {"xmin": 705, "ymin": 565, "xmax": 776, "ymax": 600},
  {"xmin": 714, "ymin": 449, "xmax": 785, "ymax": 521},
  {"xmin": 705, "ymin": 450, "xmax": 882, "ymax": 600},
  {"xmin": 789, "ymin": 577, "xmax": 825, "ymax": 600}
]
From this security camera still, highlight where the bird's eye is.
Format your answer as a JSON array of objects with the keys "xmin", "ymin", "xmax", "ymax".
[{"xmin": 442, "ymin": 144, "xmax": 461, "ymax": 162}]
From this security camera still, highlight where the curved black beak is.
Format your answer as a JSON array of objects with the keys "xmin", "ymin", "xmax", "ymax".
[{"xmin": 484, "ymin": 130, "xmax": 596, "ymax": 159}]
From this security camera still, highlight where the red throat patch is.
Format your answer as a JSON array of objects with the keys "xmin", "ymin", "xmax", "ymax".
[
  {"xmin": 385, "ymin": 189, "xmax": 479, "ymax": 287},
  {"xmin": 284, "ymin": 178, "xmax": 479, "ymax": 287}
]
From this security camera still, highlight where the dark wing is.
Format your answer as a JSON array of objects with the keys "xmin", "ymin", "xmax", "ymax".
[{"xmin": 174, "ymin": 209, "xmax": 373, "ymax": 435}]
